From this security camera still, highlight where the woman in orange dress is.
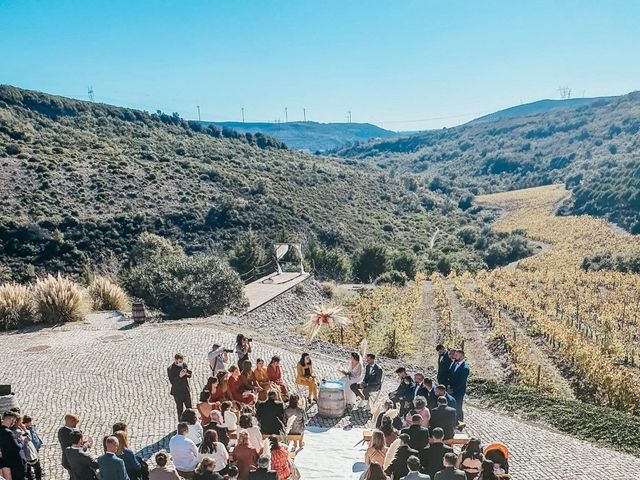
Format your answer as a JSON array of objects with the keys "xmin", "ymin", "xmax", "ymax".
[
  {"xmin": 197, "ymin": 376, "xmax": 221, "ymax": 426},
  {"xmin": 254, "ymin": 358, "xmax": 279, "ymax": 402},
  {"xmin": 267, "ymin": 355, "xmax": 288, "ymax": 401},
  {"xmin": 229, "ymin": 364, "xmax": 256, "ymax": 404},
  {"xmin": 210, "ymin": 371, "xmax": 232, "ymax": 403}
]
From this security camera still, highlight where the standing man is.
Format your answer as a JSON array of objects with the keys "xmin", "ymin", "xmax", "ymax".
[
  {"xmin": 62, "ymin": 431, "xmax": 98, "ymax": 480},
  {"xmin": 97, "ymin": 436, "xmax": 129, "ymax": 480},
  {"xmin": 435, "ymin": 345, "xmax": 451, "ymax": 387},
  {"xmin": 447, "ymin": 350, "xmax": 469, "ymax": 423},
  {"xmin": 208, "ymin": 344, "xmax": 230, "ymax": 377},
  {"xmin": 0, "ymin": 411, "xmax": 25, "ymax": 480},
  {"xmin": 351, "ymin": 353, "xmax": 383, "ymax": 409},
  {"xmin": 168, "ymin": 353, "xmax": 193, "ymax": 421}
]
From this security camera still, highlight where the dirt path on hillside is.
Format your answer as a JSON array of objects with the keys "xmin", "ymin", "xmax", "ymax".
[
  {"xmin": 443, "ymin": 282, "xmax": 504, "ymax": 381},
  {"xmin": 410, "ymin": 281, "xmax": 441, "ymax": 371}
]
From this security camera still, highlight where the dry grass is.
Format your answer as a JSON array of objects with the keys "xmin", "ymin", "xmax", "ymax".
[
  {"xmin": 88, "ymin": 276, "xmax": 130, "ymax": 311},
  {"xmin": 0, "ymin": 282, "xmax": 35, "ymax": 329},
  {"xmin": 33, "ymin": 274, "xmax": 90, "ymax": 324}
]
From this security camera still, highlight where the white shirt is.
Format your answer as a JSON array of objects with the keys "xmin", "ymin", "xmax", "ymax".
[
  {"xmin": 186, "ymin": 423, "xmax": 203, "ymax": 446},
  {"xmin": 220, "ymin": 411, "xmax": 237, "ymax": 431},
  {"xmin": 169, "ymin": 434, "xmax": 198, "ymax": 472},
  {"xmin": 197, "ymin": 443, "xmax": 229, "ymax": 472},
  {"xmin": 239, "ymin": 426, "xmax": 263, "ymax": 452}
]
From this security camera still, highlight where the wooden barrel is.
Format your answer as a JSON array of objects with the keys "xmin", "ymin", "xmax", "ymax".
[
  {"xmin": 317, "ymin": 381, "xmax": 346, "ymax": 418},
  {"xmin": 132, "ymin": 302, "xmax": 146, "ymax": 324}
]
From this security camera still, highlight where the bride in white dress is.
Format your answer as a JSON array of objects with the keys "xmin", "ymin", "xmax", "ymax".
[{"xmin": 342, "ymin": 351, "xmax": 364, "ymax": 406}]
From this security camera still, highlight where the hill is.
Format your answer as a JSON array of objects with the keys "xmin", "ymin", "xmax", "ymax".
[
  {"xmin": 0, "ymin": 85, "xmax": 520, "ymax": 281},
  {"xmin": 206, "ymin": 120, "xmax": 396, "ymax": 151},
  {"xmin": 334, "ymin": 92, "xmax": 640, "ymax": 233},
  {"xmin": 468, "ymin": 96, "xmax": 612, "ymax": 124}
]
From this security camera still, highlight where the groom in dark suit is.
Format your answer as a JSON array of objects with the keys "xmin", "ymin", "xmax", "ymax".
[
  {"xmin": 351, "ymin": 353, "xmax": 383, "ymax": 408},
  {"xmin": 448, "ymin": 350, "xmax": 470, "ymax": 422}
]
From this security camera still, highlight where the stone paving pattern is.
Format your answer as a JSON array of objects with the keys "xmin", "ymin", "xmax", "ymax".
[{"xmin": 2, "ymin": 313, "xmax": 639, "ymax": 479}]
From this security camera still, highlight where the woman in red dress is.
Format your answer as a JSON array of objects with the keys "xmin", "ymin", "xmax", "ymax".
[
  {"xmin": 210, "ymin": 371, "xmax": 232, "ymax": 403},
  {"xmin": 229, "ymin": 364, "xmax": 256, "ymax": 404},
  {"xmin": 267, "ymin": 355, "xmax": 288, "ymax": 401}
]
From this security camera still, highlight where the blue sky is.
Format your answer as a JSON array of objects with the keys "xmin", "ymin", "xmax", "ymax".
[{"xmin": 1, "ymin": 0, "xmax": 639, "ymax": 130}]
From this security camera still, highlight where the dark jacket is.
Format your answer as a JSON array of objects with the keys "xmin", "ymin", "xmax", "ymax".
[
  {"xmin": 256, "ymin": 399, "xmax": 285, "ymax": 435},
  {"xmin": 429, "ymin": 405, "xmax": 458, "ymax": 440},
  {"xmin": 401, "ymin": 425, "xmax": 430, "ymax": 451},
  {"xmin": 448, "ymin": 362, "xmax": 469, "ymax": 396},
  {"xmin": 98, "ymin": 452, "xmax": 129, "ymax": 480},
  {"xmin": 117, "ymin": 448, "xmax": 141, "ymax": 480},
  {"xmin": 248, "ymin": 467, "xmax": 278, "ymax": 480},
  {"xmin": 375, "ymin": 411, "xmax": 404, "ymax": 431},
  {"xmin": 168, "ymin": 363, "xmax": 192, "ymax": 397},
  {"xmin": 385, "ymin": 445, "xmax": 419, "ymax": 480},
  {"xmin": 0, "ymin": 426, "xmax": 25, "ymax": 475},
  {"xmin": 194, "ymin": 471, "xmax": 224, "ymax": 480},
  {"xmin": 433, "ymin": 466, "xmax": 465, "ymax": 480},
  {"xmin": 62, "ymin": 446, "xmax": 99, "ymax": 480},
  {"xmin": 58, "ymin": 426, "xmax": 76, "ymax": 450},
  {"xmin": 437, "ymin": 352, "xmax": 452, "ymax": 386},
  {"xmin": 418, "ymin": 387, "xmax": 438, "ymax": 410},
  {"xmin": 204, "ymin": 422, "xmax": 229, "ymax": 448},
  {"xmin": 419, "ymin": 442, "xmax": 453, "ymax": 479},
  {"xmin": 393, "ymin": 376, "xmax": 416, "ymax": 403},
  {"xmin": 363, "ymin": 363, "xmax": 383, "ymax": 388}
]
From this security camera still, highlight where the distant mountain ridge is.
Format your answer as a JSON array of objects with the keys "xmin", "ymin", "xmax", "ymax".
[{"xmin": 204, "ymin": 120, "xmax": 396, "ymax": 151}]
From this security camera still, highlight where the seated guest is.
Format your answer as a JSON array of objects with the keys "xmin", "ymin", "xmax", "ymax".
[
  {"xmin": 97, "ymin": 436, "xmax": 128, "ymax": 480},
  {"xmin": 385, "ymin": 434, "xmax": 418, "ymax": 480},
  {"xmin": 210, "ymin": 372, "xmax": 232, "ymax": 403},
  {"xmin": 113, "ymin": 429, "xmax": 142, "ymax": 480},
  {"xmin": 198, "ymin": 430, "xmax": 229, "ymax": 475},
  {"xmin": 405, "ymin": 396, "xmax": 430, "ymax": 428},
  {"xmin": 429, "ymin": 397, "xmax": 457, "ymax": 441},
  {"xmin": 284, "ymin": 394, "xmax": 307, "ymax": 449},
  {"xmin": 380, "ymin": 415, "xmax": 399, "ymax": 447},
  {"xmin": 401, "ymin": 414, "xmax": 430, "ymax": 451},
  {"xmin": 401, "ymin": 455, "xmax": 430, "ymax": 480},
  {"xmin": 219, "ymin": 401, "xmax": 238, "ymax": 433},
  {"xmin": 456, "ymin": 439, "xmax": 483, "ymax": 480},
  {"xmin": 256, "ymin": 391, "xmax": 285, "ymax": 435},
  {"xmin": 351, "ymin": 353, "xmax": 383, "ymax": 409},
  {"xmin": 411, "ymin": 372, "xmax": 425, "ymax": 398},
  {"xmin": 434, "ymin": 453, "xmax": 465, "ymax": 480},
  {"xmin": 62, "ymin": 430, "xmax": 98, "ymax": 480},
  {"xmin": 194, "ymin": 457, "xmax": 223, "ymax": 480},
  {"xmin": 389, "ymin": 367, "xmax": 416, "ymax": 411},
  {"xmin": 229, "ymin": 364, "xmax": 257, "ymax": 405},
  {"xmin": 204, "ymin": 410, "xmax": 229, "ymax": 449},
  {"xmin": 267, "ymin": 356, "xmax": 288, "ymax": 401},
  {"xmin": 295, "ymin": 353, "xmax": 319, "ymax": 402},
  {"xmin": 419, "ymin": 428, "xmax": 452, "ymax": 480},
  {"xmin": 149, "ymin": 451, "xmax": 181, "ymax": 480},
  {"xmin": 418, "ymin": 378, "xmax": 438, "ymax": 410},
  {"xmin": 365, "ymin": 463, "xmax": 388, "ymax": 480},
  {"xmin": 268, "ymin": 436, "xmax": 291, "ymax": 480},
  {"xmin": 473, "ymin": 460, "xmax": 498, "ymax": 480},
  {"xmin": 169, "ymin": 422, "xmax": 199, "ymax": 479},
  {"xmin": 238, "ymin": 413, "xmax": 263, "ymax": 454},
  {"xmin": 376, "ymin": 400, "xmax": 404, "ymax": 431},
  {"xmin": 248, "ymin": 455, "xmax": 277, "ymax": 480},
  {"xmin": 227, "ymin": 465, "xmax": 240, "ymax": 480},
  {"xmin": 253, "ymin": 359, "xmax": 277, "ymax": 402},
  {"xmin": 198, "ymin": 377, "xmax": 220, "ymax": 425},
  {"xmin": 230, "ymin": 431, "xmax": 259, "ymax": 480},
  {"xmin": 365, "ymin": 429, "xmax": 388, "ymax": 468},
  {"xmin": 181, "ymin": 409, "xmax": 204, "ymax": 447},
  {"xmin": 433, "ymin": 385, "xmax": 457, "ymax": 414}
]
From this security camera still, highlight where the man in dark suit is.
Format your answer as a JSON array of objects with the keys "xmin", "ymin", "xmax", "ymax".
[
  {"xmin": 351, "ymin": 353, "xmax": 383, "ymax": 408},
  {"xmin": 256, "ymin": 391, "xmax": 285, "ymax": 435},
  {"xmin": 433, "ymin": 385, "xmax": 457, "ymax": 415},
  {"xmin": 167, "ymin": 353, "xmax": 193, "ymax": 421},
  {"xmin": 248, "ymin": 455, "xmax": 278, "ymax": 480},
  {"xmin": 58, "ymin": 413, "xmax": 80, "ymax": 450},
  {"xmin": 389, "ymin": 367, "xmax": 416, "ymax": 413},
  {"xmin": 447, "ymin": 350, "xmax": 470, "ymax": 422},
  {"xmin": 434, "ymin": 453, "xmax": 465, "ymax": 479},
  {"xmin": 98, "ymin": 436, "xmax": 130, "ymax": 480},
  {"xmin": 429, "ymin": 397, "xmax": 457, "ymax": 441},
  {"xmin": 385, "ymin": 434, "xmax": 418, "ymax": 480},
  {"xmin": 419, "ymin": 428, "xmax": 453, "ymax": 479},
  {"xmin": 375, "ymin": 400, "xmax": 404, "ymax": 431},
  {"xmin": 0, "ymin": 411, "xmax": 25, "ymax": 480},
  {"xmin": 401, "ymin": 414, "xmax": 430, "ymax": 451},
  {"xmin": 436, "ymin": 345, "xmax": 452, "ymax": 386},
  {"xmin": 62, "ymin": 431, "xmax": 98, "ymax": 480}
]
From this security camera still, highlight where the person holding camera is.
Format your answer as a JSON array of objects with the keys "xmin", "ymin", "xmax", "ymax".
[
  {"xmin": 168, "ymin": 353, "xmax": 193, "ymax": 421},
  {"xmin": 208, "ymin": 344, "xmax": 233, "ymax": 377},
  {"xmin": 235, "ymin": 334, "xmax": 252, "ymax": 367}
]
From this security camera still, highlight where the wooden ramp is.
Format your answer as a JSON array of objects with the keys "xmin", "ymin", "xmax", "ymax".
[{"xmin": 244, "ymin": 271, "xmax": 310, "ymax": 313}]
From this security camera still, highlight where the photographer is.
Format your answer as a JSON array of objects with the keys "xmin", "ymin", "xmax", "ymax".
[
  {"xmin": 235, "ymin": 334, "xmax": 252, "ymax": 367},
  {"xmin": 168, "ymin": 353, "xmax": 193, "ymax": 420},
  {"xmin": 208, "ymin": 344, "xmax": 233, "ymax": 377}
]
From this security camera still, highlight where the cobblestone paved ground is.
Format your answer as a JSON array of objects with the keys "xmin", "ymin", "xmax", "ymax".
[{"xmin": 2, "ymin": 313, "xmax": 639, "ymax": 479}]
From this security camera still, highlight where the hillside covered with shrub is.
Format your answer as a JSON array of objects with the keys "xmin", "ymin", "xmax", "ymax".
[
  {"xmin": 334, "ymin": 92, "xmax": 640, "ymax": 233},
  {"xmin": 0, "ymin": 85, "xmax": 529, "ymax": 281}
]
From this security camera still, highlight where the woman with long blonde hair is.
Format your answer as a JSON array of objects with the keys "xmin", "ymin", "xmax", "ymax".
[{"xmin": 365, "ymin": 429, "xmax": 388, "ymax": 467}]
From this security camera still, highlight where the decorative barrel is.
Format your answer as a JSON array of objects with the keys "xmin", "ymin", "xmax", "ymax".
[
  {"xmin": 132, "ymin": 302, "xmax": 146, "ymax": 324},
  {"xmin": 317, "ymin": 381, "xmax": 346, "ymax": 418},
  {"xmin": 0, "ymin": 385, "xmax": 19, "ymax": 412}
]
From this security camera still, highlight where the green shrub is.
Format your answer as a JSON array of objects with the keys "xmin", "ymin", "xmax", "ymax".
[
  {"xmin": 306, "ymin": 242, "xmax": 351, "ymax": 281},
  {"xmin": 128, "ymin": 232, "xmax": 183, "ymax": 267},
  {"xmin": 0, "ymin": 283, "xmax": 35, "ymax": 329},
  {"xmin": 122, "ymin": 253, "xmax": 247, "ymax": 318},
  {"xmin": 88, "ymin": 276, "xmax": 130, "ymax": 311},
  {"xmin": 352, "ymin": 245, "xmax": 387, "ymax": 283},
  {"xmin": 229, "ymin": 229, "xmax": 266, "ymax": 275},
  {"xmin": 390, "ymin": 250, "xmax": 418, "ymax": 279},
  {"xmin": 374, "ymin": 270, "xmax": 408, "ymax": 286},
  {"xmin": 33, "ymin": 274, "xmax": 90, "ymax": 323}
]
